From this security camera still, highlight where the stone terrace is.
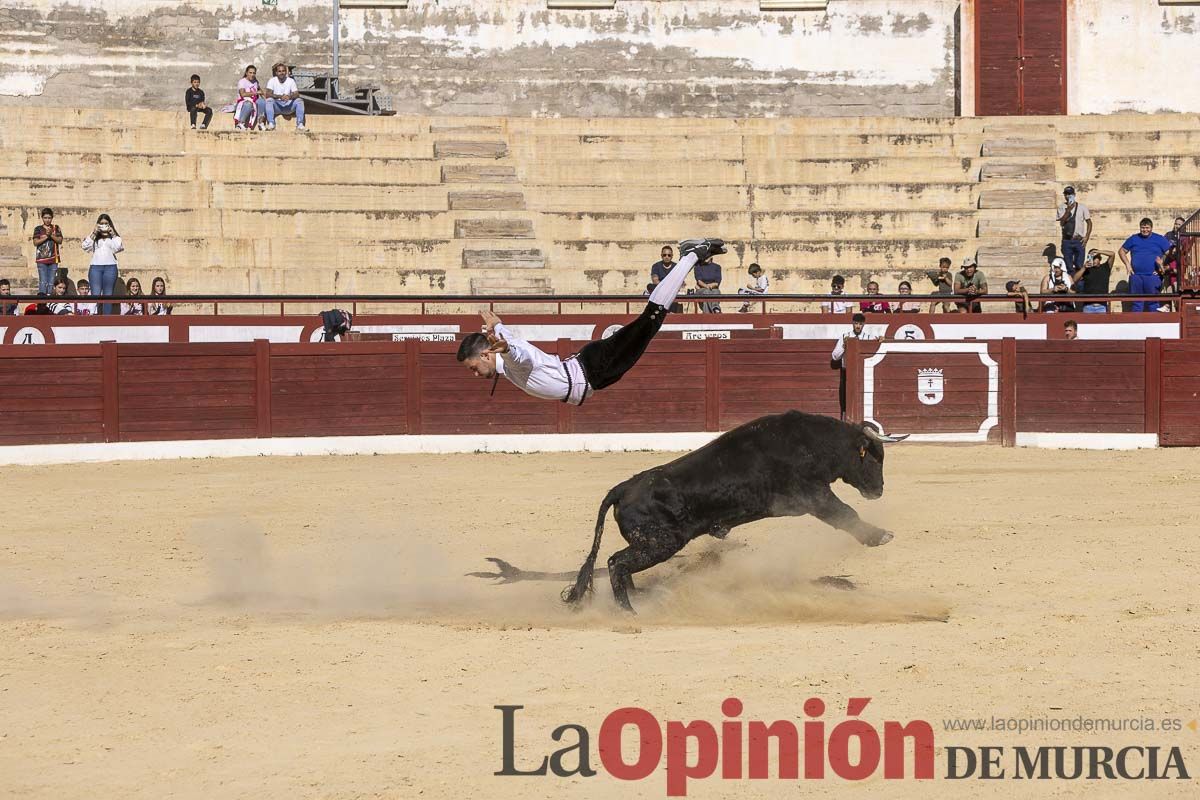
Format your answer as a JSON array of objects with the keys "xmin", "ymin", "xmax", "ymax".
[{"xmin": 0, "ymin": 107, "xmax": 1195, "ymax": 298}]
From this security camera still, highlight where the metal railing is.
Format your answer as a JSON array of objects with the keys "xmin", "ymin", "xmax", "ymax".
[
  {"xmin": 1180, "ymin": 207, "xmax": 1200, "ymax": 293},
  {"xmin": 0, "ymin": 291, "xmax": 1183, "ymax": 317}
]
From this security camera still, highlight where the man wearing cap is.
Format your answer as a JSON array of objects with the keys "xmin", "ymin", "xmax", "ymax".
[
  {"xmin": 1072, "ymin": 248, "xmax": 1115, "ymax": 313},
  {"xmin": 954, "ymin": 256, "xmax": 987, "ymax": 313},
  {"xmin": 1056, "ymin": 186, "xmax": 1092, "ymax": 276},
  {"xmin": 1040, "ymin": 257, "xmax": 1073, "ymax": 313},
  {"xmin": 1005, "ymin": 279, "xmax": 1035, "ymax": 315},
  {"xmin": 1120, "ymin": 218, "xmax": 1171, "ymax": 313}
]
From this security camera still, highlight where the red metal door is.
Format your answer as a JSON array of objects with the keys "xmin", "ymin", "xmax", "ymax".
[{"xmin": 976, "ymin": 0, "xmax": 1066, "ymax": 115}]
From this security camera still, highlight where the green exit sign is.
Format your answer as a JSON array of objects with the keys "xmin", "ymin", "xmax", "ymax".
[{"xmin": 262, "ymin": 0, "xmax": 277, "ymax": 6}]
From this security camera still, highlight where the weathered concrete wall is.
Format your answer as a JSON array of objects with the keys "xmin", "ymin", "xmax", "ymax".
[
  {"xmin": 0, "ymin": 0, "xmax": 958, "ymax": 117},
  {"xmin": 1069, "ymin": 0, "xmax": 1200, "ymax": 114}
]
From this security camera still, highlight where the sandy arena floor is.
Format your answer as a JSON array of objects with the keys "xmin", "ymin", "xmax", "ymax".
[{"xmin": 1, "ymin": 446, "xmax": 1198, "ymax": 799}]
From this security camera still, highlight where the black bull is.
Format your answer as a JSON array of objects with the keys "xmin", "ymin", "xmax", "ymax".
[{"xmin": 562, "ymin": 411, "xmax": 908, "ymax": 613}]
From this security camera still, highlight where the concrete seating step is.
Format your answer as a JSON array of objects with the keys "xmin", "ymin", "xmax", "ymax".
[
  {"xmin": 745, "ymin": 157, "xmax": 977, "ymax": 184},
  {"xmin": 979, "ymin": 162, "xmax": 1055, "ymax": 181},
  {"xmin": 462, "ymin": 249, "xmax": 546, "ymax": 270},
  {"xmin": 469, "ymin": 274, "xmax": 552, "ymax": 294},
  {"xmin": 454, "ymin": 219, "xmax": 535, "ymax": 238},
  {"xmin": 448, "ymin": 191, "xmax": 526, "ymax": 210},
  {"xmin": 980, "ymin": 138, "xmax": 1056, "ymax": 157},
  {"xmin": 978, "ymin": 188, "xmax": 1055, "ymax": 209},
  {"xmin": 433, "ymin": 140, "xmax": 508, "ymax": 159},
  {"xmin": 441, "ymin": 164, "xmax": 518, "ymax": 183},
  {"xmin": 1057, "ymin": 155, "xmax": 1200, "ymax": 181}
]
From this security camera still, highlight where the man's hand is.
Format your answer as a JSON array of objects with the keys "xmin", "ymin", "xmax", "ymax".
[{"xmin": 480, "ymin": 309, "xmax": 502, "ymax": 336}]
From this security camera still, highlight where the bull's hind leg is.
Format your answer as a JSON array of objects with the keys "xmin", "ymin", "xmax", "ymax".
[
  {"xmin": 807, "ymin": 485, "xmax": 893, "ymax": 547},
  {"xmin": 608, "ymin": 540, "xmax": 681, "ymax": 613}
]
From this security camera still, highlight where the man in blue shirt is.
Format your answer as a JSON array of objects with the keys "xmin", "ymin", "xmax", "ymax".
[
  {"xmin": 1120, "ymin": 218, "xmax": 1171, "ymax": 312},
  {"xmin": 694, "ymin": 255, "xmax": 722, "ymax": 313}
]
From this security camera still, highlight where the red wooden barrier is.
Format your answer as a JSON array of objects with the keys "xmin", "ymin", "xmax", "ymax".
[
  {"xmin": 1, "ymin": 338, "xmax": 1199, "ymax": 446},
  {"xmin": 1014, "ymin": 340, "xmax": 1147, "ymax": 434},
  {"xmin": 1160, "ymin": 341, "xmax": 1200, "ymax": 446}
]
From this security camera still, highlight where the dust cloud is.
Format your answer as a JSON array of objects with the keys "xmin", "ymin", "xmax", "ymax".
[{"xmin": 186, "ymin": 515, "xmax": 948, "ymax": 628}]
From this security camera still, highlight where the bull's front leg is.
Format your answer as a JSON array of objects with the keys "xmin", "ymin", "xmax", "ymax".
[{"xmin": 805, "ymin": 485, "xmax": 893, "ymax": 547}]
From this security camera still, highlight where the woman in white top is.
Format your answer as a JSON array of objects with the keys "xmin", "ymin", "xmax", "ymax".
[
  {"xmin": 82, "ymin": 213, "xmax": 123, "ymax": 315},
  {"xmin": 148, "ymin": 276, "xmax": 173, "ymax": 316},
  {"xmin": 122, "ymin": 276, "xmax": 147, "ymax": 316}
]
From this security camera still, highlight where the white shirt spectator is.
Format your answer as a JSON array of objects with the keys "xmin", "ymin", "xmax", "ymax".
[
  {"xmin": 48, "ymin": 300, "xmax": 74, "ymax": 315},
  {"xmin": 742, "ymin": 274, "xmax": 769, "ymax": 295},
  {"xmin": 831, "ymin": 329, "xmax": 878, "ymax": 365},
  {"xmin": 82, "ymin": 234, "xmax": 124, "ymax": 265},
  {"xmin": 74, "ymin": 301, "xmax": 97, "ymax": 315},
  {"xmin": 122, "ymin": 301, "xmax": 146, "ymax": 316},
  {"xmin": 821, "ymin": 298, "xmax": 854, "ymax": 314},
  {"xmin": 267, "ymin": 76, "xmax": 298, "ymax": 99}
]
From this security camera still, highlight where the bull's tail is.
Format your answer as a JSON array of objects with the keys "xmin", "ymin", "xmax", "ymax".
[{"xmin": 561, "ymin": 485, "xmax": 620, "ymax": 606}]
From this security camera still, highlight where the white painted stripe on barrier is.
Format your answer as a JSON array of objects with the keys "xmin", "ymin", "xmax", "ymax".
[
  {"xmin": 1015, "ymin": 432, "xmax": 1159, "ymax": 450},
  {"xmin": 189, "ymin": 325, "xmax": 305, "ymax": 343},
  {"xmin": 0, "ymin": 432, "xmax": 724, "ymax": 467},
  {"xmin": 52, "ymin": 325, "xmax": 170, "ymax": 343},
  {"xmin": 930, "ymin": 323, "xmax": 1047, "ymax": 340},
  {"xmin": 1077, "ymin": 322, "xmax": 1178, "ymax": 340}
]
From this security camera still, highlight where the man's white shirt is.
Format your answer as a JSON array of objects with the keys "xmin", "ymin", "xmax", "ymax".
[
  {"xmin": 494, "ymin": 323, "xmax": 592, "ymax": 405},
  {"xmin": 267, "ymin": 76, "xmax": 298, "ymax": 98},
  {"xmin": 831, "ymin": 330, "xmax": 878, "ymax": 365}
]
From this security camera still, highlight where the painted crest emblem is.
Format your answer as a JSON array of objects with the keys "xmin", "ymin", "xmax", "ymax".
[{"xmin": 917, "ymin": 367, "xmax": 944, "ymax": 405}]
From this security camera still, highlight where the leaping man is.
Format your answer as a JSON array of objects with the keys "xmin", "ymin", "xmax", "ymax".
[{"xmin": 456, "ymin": 238, "xmax": 727, "ymax": 404}]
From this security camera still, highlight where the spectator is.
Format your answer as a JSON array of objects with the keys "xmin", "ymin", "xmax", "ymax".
[
  {"xmin": 1040, "ymin": 257, "xmax": 1073, "ymax": 313},
  {"xmin": 185, "ymin": 73, "xmax": 213, "ymax": 131},
  {"xmin": 648, "ymin": 245, "xmax": 682, "ymax": 313},
  {"xmin": 694, "ymin": 253, "xmax": 722, "ymax": 313},
  {"xmin": 859, "ymin": 279, "xmax": 892, "ymax": 313},
  {"xmin": 737, "ymin": 263, "xmax": 768, "ymax": 312},
  {"xmin": 1055, "ymin": 186, "xmax": 1091, "ymax": 277},
  {"xmin": 954, "ymin": 256, "xmax": 987, "ymax": 313},
  {"xmin": 1073, "ymin": 249, "xmax": 1114, "ymax": 313},
  {"xmin": 264, "ymin": 62, "xmax": 306, "ymax": 131},
  {"xmin": 82, "ymin": 213, "xmax": 123, "ymax": 315},
  {"xmin": 926, "ymin": 257, "xmax": 956, "ymax": 312},
  {"xmin": 650, "ymin": 245, "xmax": 674, "ymax": 285},
  {"xmin": 32, "ymin": 207, "xmax": 63, "ymax": 296},
  {"xmin": 1120, "ymin": 217, "xmax": 1171, "ymax": 313},
  {"xmin": 74, "ymin": 279, "xmax": 97, "ymax": 316},
  {"xmin": 896, "ymin": 281, "xmax": 921, "ymax": 313},
  {"xmin": 0, "ymin": 278, "xmax": 19, "ymax": 315},
  {"xmin": 1063, "ymin": 319, "xmax": 1078, "ymax": 340},
  {"xmin": 24, "ymin": 293, "xmax": 51, "ymax": 315},
  {"xmin": 831, "ymin": 312, "xmax": 876, "ymax": 421},
  {"xmin": 235, "ymin": 65, "xmax": 267, "ymax": 130},
  {"xmin": 48, "ymin": 278, "xmax": 73, "ymax": 315},
  {"xmin": 1006, "ymin": 279, "xmax": 1035, "ymax": 315},
  {"xmin": 1161, "ymin": 216, "xmax": 1185, "ymax": 295},
  {"xmin": 148, "ymin": 276, "xmax": 173, "ymax": 316},
  {"xmin": 122, "ymin": 277, "xmax": 146, "ymax": 315},
  {"xmin": 820, "ymin": 274, "xmax": 853, "ymax": 314}
]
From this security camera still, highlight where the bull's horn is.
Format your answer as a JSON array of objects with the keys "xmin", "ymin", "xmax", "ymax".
[{"xmin": 863, "ymin": 426, "xmax": 910, "ymax": 444}]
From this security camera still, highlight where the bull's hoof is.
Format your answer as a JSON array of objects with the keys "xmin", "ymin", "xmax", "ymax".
[
  {"xmin": 708, "ymin": 527, "xmax": 730, "ymax": 540},
  {"xmin": 865, "ymin": 531, "xmax": 893, "ymax": 547}
]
